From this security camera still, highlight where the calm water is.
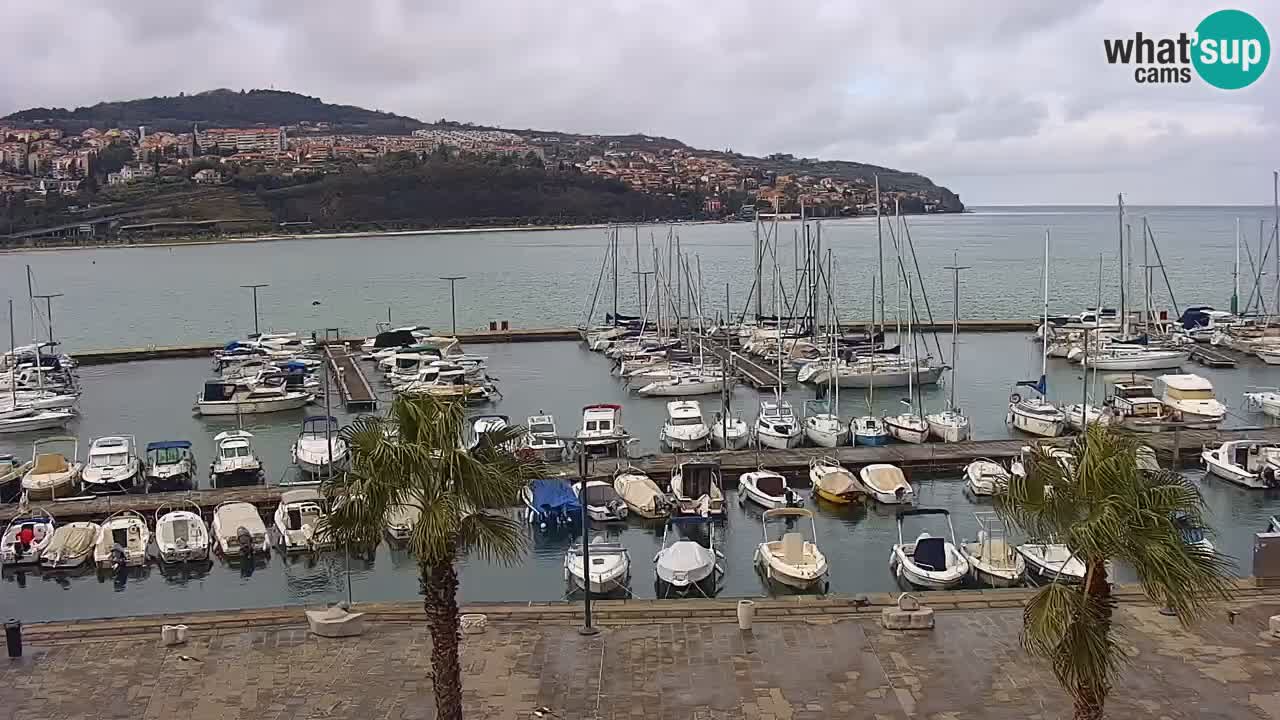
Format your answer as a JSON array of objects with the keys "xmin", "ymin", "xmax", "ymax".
[
  {"xmin": 3, "ymin": 335, "xmax": 1280, "ymax": 623},
  {"xmin": 1, "ymin": 206, "xmax": 1277, "ymax": 351}
]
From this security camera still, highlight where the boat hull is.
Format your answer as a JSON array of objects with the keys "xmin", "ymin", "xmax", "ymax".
[
  {"xmin": 884, "ymin": 418, "xmax": 929, "ymax": 445},
  {"xmin": 1007, "ymin": 406, "xmax": 1064, "ymax": 438},
  {"xmin": 755, "ymin": 429, "xmax": 800, "ymax": 450},
  {"xmin": 926, "ymin": 418, "xmax": 970, "ymax": 443},
  {"xmin": 804, "ymin": 426, "xmax": 848, "ymax": 448},
  {"xmin": 195, "ymin": 395, "xmax": 311, "ymax": 416},
  {"xmin": 710, "ymin": 431, "xmax": 750, "ymax": 450},
  {"xmin": 835, "ymin": 366, "xmax": 943, "ymax": 388}
]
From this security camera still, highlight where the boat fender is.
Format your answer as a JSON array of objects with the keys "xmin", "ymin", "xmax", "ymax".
[{"xmin": 1009, "ymin": 393, "xmax": 1022, "ymax": 404}]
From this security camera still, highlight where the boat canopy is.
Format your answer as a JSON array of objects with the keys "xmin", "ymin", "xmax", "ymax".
[
  {"xmin": 580, "ymin": 483, "xmax": 620, "ymax": 505},
  {"xmin": 373, "ymin": 329, "xmax": 419, "ymax": 349},
  {"xmin": 530, "ymin": 479, "xmax": 581, "ymax": 513},
  {"xmin": 679, "ymin": 462, "xmax": 720, "ymax": 497},
  {"xmin": 146, "ymin": 440, "xmax": 192, "ymax": 451},
  {"xmin": 202, "ymin": 381, "xmax": 237, "ymax": 401}
]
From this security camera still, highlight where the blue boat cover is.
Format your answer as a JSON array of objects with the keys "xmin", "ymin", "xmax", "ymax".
[
  {"xmin": 146, "ymin": 440, "xmax": 192, "ymax": 450},
  {"xmin": 281, "ymin": 360, "xmax": 310, "ymax": 371},
  {"xmin": 224, "ymin": 341, "xmax": 244, "ymax": 351},
  {"xmin": 529, "ymin": 478, "xmax": 580, "ymax": 513}
]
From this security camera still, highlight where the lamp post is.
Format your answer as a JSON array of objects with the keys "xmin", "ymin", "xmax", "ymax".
[
  {"xmin": 240, "ymin": 283, "xmax": 269, "ymax": 336},
  {"xmin": 575, "ymin": 443, "xmax": 599, "ymax": 636},
  {"xmin": 439, "ymin": 276, "xmax": 466, "ymax": 336},
  {"xmin": 31, "ymin": 293, "xmax": 63, "ymax": 345}
]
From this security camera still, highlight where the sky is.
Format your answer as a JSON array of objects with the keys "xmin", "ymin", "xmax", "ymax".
[{"xmin": 2, "ymin": 1, "xmax": 1277, "ymax": 205}]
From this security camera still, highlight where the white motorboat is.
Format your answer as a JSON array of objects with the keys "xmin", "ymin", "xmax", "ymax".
[
  {"xmin": 889, "ymin": 508, "xmax": 970, "ymax": 590},
  {"xmin": 635, "ymin": 372, "xmax": 728, "ymax": 397},
  {"xmin": 1201, "ymin": 440, "xmax": 1280, "ymax": 488},
  {"xmin": 81, "ymin": 435, "xmax": 142, "ymax": 494},
  {"xmin": 739, "ymin": 467, "xmax": 802, "ymax": 509},
  {"xmin": 613, "ymin": 465, "xmax": 670, "ymax": 518},
  {"xmin": 654, "ymin": 521, "xmax": 722, "ymax": 595},
  {"xmin": 21, "ymin": 436, "xmax": 83, "ymax": 500},
  {"xmin": 884, "ymin": 412, "xmax": 929, "ymax": 444},
  {"xmin": 386, "ymin": 503, "xmax": 421, "ymax": 542},
  {"xmin": 1243, "ymin": 388, "xmax": 1280, "ymax": 420},
  {"xmin": 144, "ymin": 440, "xmax": 196, "ymax": 491},
  {"xmin": 755, "ymin": 508, "xmax": 828, "ymax": 590},
  {"xmin": 1106, "ymin": 382, "xmax": 1169, "ymax": 432},
  {"xmin": 0, "ymin": 507, "xmax": 55, "ymax": 566},
  {"xmin": 155, "ymin": 501, "xmax": 211, "ymax": 563},
  {"xmin": 576, "ymin": 403, "xmax": 629, "ymax": 457},
  {"xmin": 809, "ymin": 456, "xmax": 863, "ymax": 505},
  {"xmin": 1017, "ymin": 543, "xmax": 1086, "ymax": 584},
  {"xmin": 1080, "ymin": 346, "xmax": 1189, "ymax": 370},
  {"xmin": 40, "ymin": 522, "xmax": 99, "ymax": 569},
  {"xmin": 670, "ymin": 458, "xmax": 724, "ymax": 517},
  {"xmin": 1154, "ymin": 374, "xmax": 1226, "ymax": 428},
  {"xmin": 1062, "ymin": 403, "xmax": 1112, "ymax": 432},
  {"xmin": 709, "ymin": 412, "xmax": 750, "ymax": 450},
  {"xmin": 753, "ymin": 400, "xmax": 802, "ymax": 449},
  {"xmin": 524, "ymin": 413, "xmax": 566, "ymax": 462},
  {"xmin": 660, "ymin": 400, "xmax": 711, "ymax": 452},
  {"xmin": 964, "ymin": 459, "xmax": 1010, "ymax": 496},
  {"xmin": 292, "ymin": 415, "xmax": 349, "ymax": 475},
  {"xmin": 1007, "ymin": 394, "xmax": 1066, "ymax": 438},
  {"xmin": 0, "ymin": 406, "xmax": 75, "ymax": 434},
  {"xmin": 851, "ymin": 415, "xmax": 891, "ymax": 446},
  {"xmin": 574, "ymin": 480, "xmax": 629, "ymax": 521},
  {"xmin": 859, "ymin": 463, "xmax": 915, "ymax": 505},
  {"xmin": 1257, "ymin": 346, "xmax": 1280, "ymax": 365},
  {"xmin": 0, "ymin": 454, "xmax": 28, "ymax": 501},
  {"xmin": 273, "ymin": 488, "xmax": 332, "ymax": 552},
  {"xmin": 802, "ymin": 400, "xmax": 848, "ymax": 448},
  {"xmin": 960, "ymin": 512, "xmax": 1024, "ymax": 587},
  {"xmin": 193, "ymin": 379, "xmax": 312, "ymax": 416},
  {"xmin": 94, "ymin": 510, "xmax": 150, "ymax": 569},
  {"xmin": 210, "ymin": 430, "xmax": 264, "ymax": 487},
  {"xmin": 564, "ymin": 537, "xmax": 631, "ymax": 594},
  {"xmin": 211, "ymin": 501, "xmax": 270, "ymax": 559}
]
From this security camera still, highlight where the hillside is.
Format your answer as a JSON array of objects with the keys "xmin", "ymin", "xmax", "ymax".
[{"xmin": 4, "ymin": 89, "xmax": 424, "ymax": 134}]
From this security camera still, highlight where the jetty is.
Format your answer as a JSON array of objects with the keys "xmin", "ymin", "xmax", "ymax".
[
  {"xmin": 6, "ymin": 426, "xmax": 1269, "ymax": 524},
  {"xmin": 698, "ymin": 337, "xmax": 786, "ymax": 390},
  {"xmin": 324, "ymin": 342, "xmax": 378, "ymax": 410},
  {"xmin": 1188, "ymin": 345, "xmax": 1237, "ymax": 368}
]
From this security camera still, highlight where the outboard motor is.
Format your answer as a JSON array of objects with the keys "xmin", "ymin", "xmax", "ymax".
[
  {"xmin": 1264, "ymin": 466, "xmax": 1280, "ymax": 489},
  {"xmin": 783, "ymin": 488, "xmax": 801, "ymax": 508},
  {"xmin": 895, "ymin": 486, "xmax": 907, "ymax": 501},
  {"xmin": 236, "ymin": 526, "xmax": 254, "ymax": 560}
]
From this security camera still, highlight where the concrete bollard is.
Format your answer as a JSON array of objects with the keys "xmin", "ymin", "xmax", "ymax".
[
  {"xmin": 461, "ymin": 614, "xmax": 488, "ymax": 635},
  {"xmin": 737, "ymin": 600, "xmax": 756, "ymax": 631},
  {"xmin": 881, "ymin": 593, "xmax": 935, "ymax": 630},
  {"xmin": 1269, "ymin": 615, "xmax": 1280, "ymax": 637},
  {"xmin": 161, "ymin": 625, "xmax": 186, "ymax": 646}
]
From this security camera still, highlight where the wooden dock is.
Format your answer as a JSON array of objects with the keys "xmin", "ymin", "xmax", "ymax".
[
  {"xmin": 1189, "ymin": 345, "xmax": 1237, "ymax": 368},
  {"xmin": 699, "ymin": 338, "xmax": 786, "ymax": 390},
  {"xmin": 6, "ymin": 427, "xmax": 1275, "ymax": 524},
  {"xmin": 324, "ymin": 344, "xmax": 378, "ymax": 411}
]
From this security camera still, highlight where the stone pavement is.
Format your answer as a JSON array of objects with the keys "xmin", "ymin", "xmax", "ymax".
[{"xmin": 5, "ymin": 598, "xmax": 1280, "ymax": 720}]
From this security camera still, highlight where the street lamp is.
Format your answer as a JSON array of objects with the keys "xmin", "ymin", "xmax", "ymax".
[
  {"xmin": 439, "ymin": 276, "xmax": 466, "ymax": 336},
  {"xmin": 31, "ymin": 293, "xmax": 63, "ymax": 345},
  {"xmin": 240, "ymin": 284, "xmax": 269, "ymax": 336}
]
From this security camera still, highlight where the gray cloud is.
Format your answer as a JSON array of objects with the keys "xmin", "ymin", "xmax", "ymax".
[{"xmin": 1, "ymin": 0, "xmax": 1276, "ymax": 204}]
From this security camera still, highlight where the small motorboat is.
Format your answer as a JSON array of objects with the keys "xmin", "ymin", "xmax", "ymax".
[
  {"xmin": 851, "ymin": 415, "xmax": 891, "ymax": 446},
  {"xmin": 659, "ymin": 400, "xmax": 711, "ymax": 452},
  {"xmin": 574, "ymin": 480, "xmax": 629, "ymax": 521},
  {"xmin": 889, "ymin": 508, "xmax": 970, "ymax": 590},
  {"xmin": 654, "ymin": 520, "xmax": 722, "ymax": 595},
  {"xmin": 211, "ymin": 501, "xmax": 270, "ymax": 560},
  {"xmin": 0, "ymin": 454, "xmax": 30, "ymax": 502},
  {"xmin": 859, "ymin": 463, "xmax": 915, "ymax": 505},
  {"xmin": 754, "ymin": 400, "xmax": 802, "ymax": 449},
  {"xmin": 754, "ymin": 508, "xmax": 828, "ymax": 590},
  {"xmin": 709, "ymin": 412, "xmax": 749, "ymax": 450},
  {"xmin": 523, "ymin": 478, "xmax": 582, "ymax": 529},
  {"xmin": 524, "ymin": 413, "xmax": 566, "ymax": 462},
  {"xmin": 81, "ymin": 435, "xmax": 142, "ymax": 494},
  {"xmin": 1243, "ymin": 388, "xmax": 1280, "ymax": 420},
  {"xmin": 155, "ymin": 501, "xmax": 211, "ymax": 563},
  {"xmin": 0, "ymin": 507, "xmax": 55, "ymax": 566},
  {"xmin": 964, "ymin": 459, "xmax": 1010, "ymax": 496},
  {"xmin": 670, "ymin": 458, "xmax": 724, "ymax": 517},
  {"xmin": 21, "ymin": 436, "xmax": 83, "ymax": 500},
  {"xmin": 93, "ymin": 510, "xmax": 150, "ymax": 569},
  {"xmin": 613, "ymin": 465, "xmax": 670, "ymax": 518},
  {"xmin": 273, "ymin": 488, "xmax": 332, "ymax": 552},
  {"xmin": 809, "ymin": 457, "xmax": 864, "ymax": 505},
  {"xmin": 41, "ymin": 521, "xmax": 99, "ymax": 569},
  {"xmin": 194, "ymin": 378, "xmax": 312, "ymax": 416},
  {"xmin": 1201, "ymin": 439, "xmax": 1280, "ymax": 489},
  {"xmin": 739, "ymin": 467, "xmax": 802, "ymax": 509},
  {"xmin": 466, "ymin": 414, "xmax": 511, "ymax": 451},
  {"xmin": 292, "ymin": 415, "xmax": 349, "ymax": 476},
  {"xmin": 1154, "ymin": 373, "xmax": 1226, "ymax": 428},
  {"xmin": 802, "ymin": 400, "xmax": 848, "ymax": 448},
  {"xmin": 960, "ymin": 512, "xmax": 1024, "ymax": 587},
  {"xmin": 144, "ymin": 440, "xmax": 196, "ymax": 491},
  {"xmin": 386, "ymin": 503, "xmax": 421, "ymax": 542},
  {"xmin": 564, "ymin": 537, "xmax": 631, "ymax": 594},
  {"xmin": 210, "ymin": 430, "xmax": 264, "ymax": 487},
  {"xmin": 576, "ymin": 404, "xmax": 629, "ymax": 457},
  {"xmin": 1017, "ymin": 542, "xmax": 1086, "ymax": 584}
]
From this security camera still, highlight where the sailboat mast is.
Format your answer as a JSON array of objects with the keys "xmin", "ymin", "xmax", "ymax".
[
  {"xmin": 876, "ymin": 175, "xmax": 885, "ymax": 331},
  {"xmin": 1117, "ymin": 194, "xmax": 1126, "ymax": 336},
  {"xmin": 754, "ymin": 212, "xmax": 762, "ymax": 320},
  {"xmin": 611, "ymin": 226, "xmax": 618, "ymax": 325},
  {"xmin": 1126, "ymin": 222, "xmax": 1134, "ymax": 329},
  {"xmin": 634, "ymin": 225, "xmax": 642, "ymax": 314},
  {"xmin": 1234, "ymin": 217, "xmax": 1241, "ymax": 315},
  {"xmin": 1042, "ymin": 231, "xmax": 1051, "ymax": 383},
  {"xmin": 26, "ymin": 264, "xmax": 43, "ymax": 391},
  {"xmin": 944, "ymin": 252, "xmax": 968, "ymax": 412},
  {"xmin": 1274, "ymin": 170, "xmax": 1279, "ymax": 319},
  {"xmin": 7, "ymin": 299, "xmax": 15, "ymax": 406}
]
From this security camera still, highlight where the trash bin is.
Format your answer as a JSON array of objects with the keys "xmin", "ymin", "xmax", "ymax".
[{"xmin": 5, "ymin": 619, "xmax": 21, "ymax": 658}]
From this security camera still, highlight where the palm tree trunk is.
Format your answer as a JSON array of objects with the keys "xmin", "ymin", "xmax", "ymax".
[
  {"xmin": 1073, "ymin": 560, "xmax": 1112, "ymax": 720},
  {"xmin": 421, "ymin": 559, "xmax": 464, "ymax": 720}
]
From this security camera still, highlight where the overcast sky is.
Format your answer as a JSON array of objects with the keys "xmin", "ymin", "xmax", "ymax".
[{"xmin": 3, "ymin": 1, "xmax": 1276, "ymax": 205}]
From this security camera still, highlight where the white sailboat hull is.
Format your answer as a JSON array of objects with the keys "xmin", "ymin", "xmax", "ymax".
[
  {"xmin": 755, "ymin": 428, "xmax": 801, "ymax": 450},
  {"xmin": 926, "ymin": 415, "xmax": 970, "ymax": 443},
  {"xmin": 834, "ymin": 366, "xmax": 943, "ymax": 388},
  {"xmin": 884, "ymin": 416, "xmax": 929, "ymax": 445},
  {"xmin": 1008, "ymin": 404, "xmax": 1064, "ymax": 438},
  {"xmin": 196, "ymin": 394, "xmax": 311, "ymax": 416}
]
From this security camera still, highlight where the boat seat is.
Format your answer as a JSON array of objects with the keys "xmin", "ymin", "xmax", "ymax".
[
  {"xmin": 914, "ymin": 537, "xmax": 947, "ymax": 571},
  {"xmin": 32, "ymin": 453, "xmax": 67, "ymax": 474},
  {"xmin": 781, "ymin": 532, "xmax": 804, "ymax": 565}
]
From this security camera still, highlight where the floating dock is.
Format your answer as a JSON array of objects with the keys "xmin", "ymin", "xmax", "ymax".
[
  {"xmin": 699, "ymin": 338, "xmax": 786, "ymax": 390},
  {"xmin": 324, "ymin": 343, "xmax": 378, "ymax": 411},
  {"xmin": 1189, "ymin": 345, "xmax": 1238, "ymax": 368},
  {"xmin": 5, "ymin": 426, "xmax": 1269, "ymax": 524}
]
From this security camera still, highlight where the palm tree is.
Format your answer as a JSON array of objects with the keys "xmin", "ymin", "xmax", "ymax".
[
  {"xmin": 995, "ymin": 424, "xmax": 1235, "ymax": 719},
  {"xmin": 322, "ymin": 394, "xmax": 543, "ymax": 720}
]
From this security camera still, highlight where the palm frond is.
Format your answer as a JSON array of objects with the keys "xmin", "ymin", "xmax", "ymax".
[
  {"xmin": 457, "ymin": 510, "xmax": 527, "ymax": 564},
  {"xmin": 1021, "ymin": 579, "xmax": 1120, "ymax": 704}
]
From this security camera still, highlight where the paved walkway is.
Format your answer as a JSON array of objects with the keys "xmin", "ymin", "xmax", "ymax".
[{"xmin": 5, "ymin": 598, "xmax": 1280, "ymax": 719}]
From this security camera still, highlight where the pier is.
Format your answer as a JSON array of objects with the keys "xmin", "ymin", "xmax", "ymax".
[
  {"xmin": 699, "ymin": 337, "xmax": 787, "ymax": 390},
  {"xmin": 1189, "ymin": 345, "xmax": 1238, "ymax": 368},
  {"xmin": 323, "ymin": 342, "xmax": 378, "ymax": 411},
  {"xmin": 6, "ymin": 426, "xmax": 1270, "ymax": 524}
]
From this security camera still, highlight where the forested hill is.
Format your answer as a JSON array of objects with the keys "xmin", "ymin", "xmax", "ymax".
[{"xmin": 4, "ymin": 89, "xmax": 424, "ymax": 134}]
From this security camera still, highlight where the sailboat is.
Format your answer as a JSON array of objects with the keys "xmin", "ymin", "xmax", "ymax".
[
  {"xmin": 804, "ymin": 304, "xmax": 848, "ymax": 447},
  {"xmin": 0, "ymin": 298, "xmax": 74, "ymax": 435},
  {"xmin": 884, "ymin": 271, "xmax": 929, "ymax": 444},
  {"xmin": 926, "ymin": 253, "xmax": 970, "ymax": 442},
  {"xmin": 753, "ymin": 255, "xmax": 802, "ymax": 450},
  {"xmin": 1008, "ymin": 231, "xmax": 1066, "ymax": 438},
  {"xmin": 851, "ymin": 272, "xmax": 890, "ymax": 445}
]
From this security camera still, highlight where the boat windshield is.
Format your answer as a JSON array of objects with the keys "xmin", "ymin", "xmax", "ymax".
[
  {"xmin": 529, "ymin": 422, "xmax": 554, "ymax": 435},
  {"xmin": 670, "ymin": 417, "xmax": 702, "ymax": 426},
  {"xmin": 152, "ymin": 447, "xmax": 186, "ymax": 464},
  {"xmin": 221, "ymin": 444, "xmax": 251, "ymax": 459},
  {"xmin": 1167, "ymin": 389, "xmax": 1215, "ymax": 400},
  {"xmin": 90, "ymin": 453, "xmax": 128, "ymax": 467}
]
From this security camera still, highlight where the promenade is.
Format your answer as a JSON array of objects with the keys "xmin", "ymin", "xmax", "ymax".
[{"xmin": 6, "ymin": 587, "xmax": 1280, "ymax": 719}]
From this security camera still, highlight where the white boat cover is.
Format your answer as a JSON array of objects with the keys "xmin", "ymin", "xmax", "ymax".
[
  {"xmin": 656, "ymin": 541, "xmax": 715, "ymax": 585},
  {"xmin": 815, "ymin": 468, "xmax": 859, "ymax": 496},
  {"xmin": 860, "ymin": 464, "xmax": 907, "ymax": 494}
]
